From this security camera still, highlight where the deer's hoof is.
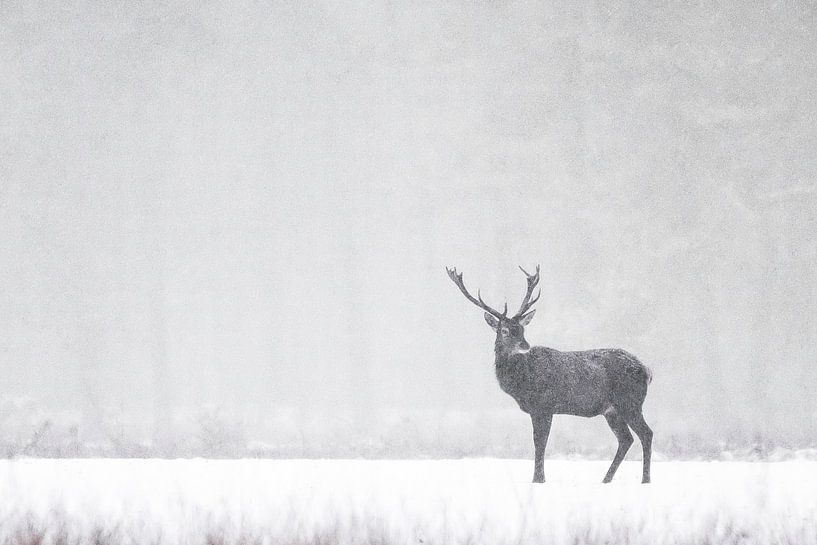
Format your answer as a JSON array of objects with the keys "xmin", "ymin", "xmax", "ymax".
[
  {"xmin": 641, "ymin": 478, "xmax": 651, "ymax": 484},
  {"xmin": 532, "ymin": 475, "xmax": 545, "ymax": 484},
  {"xmin": 602, "ymin": 477, "xmax": 612, "ymax": 484}
]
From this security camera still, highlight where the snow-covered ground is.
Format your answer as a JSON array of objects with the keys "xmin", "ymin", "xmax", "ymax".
[{"xmin": 1, "ymin": 458, "xmax": 815, "ymax": 545}]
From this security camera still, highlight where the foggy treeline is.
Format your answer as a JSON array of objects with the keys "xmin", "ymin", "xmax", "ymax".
[{"xmin": 2, "ymin": 1, "xmax": 815, "ymax": 457}]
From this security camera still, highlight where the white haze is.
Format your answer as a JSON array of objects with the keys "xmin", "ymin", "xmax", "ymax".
[{"xmin": 1, "ymin": 0, "xmax": 816, "ymax": 456}]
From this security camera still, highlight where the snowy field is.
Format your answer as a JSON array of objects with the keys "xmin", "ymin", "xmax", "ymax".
[{"xmin": 1, "ymin": 459, "xmax": 816, "ymax": 545}]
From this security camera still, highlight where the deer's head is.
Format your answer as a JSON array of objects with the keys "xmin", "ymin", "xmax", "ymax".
[{"xmin": 446, "ymin": 265, "xmax": 540, "ymax": 355}]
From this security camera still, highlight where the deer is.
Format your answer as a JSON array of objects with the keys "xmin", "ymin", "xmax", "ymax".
[{"xmin": 446, "ymin": 265, "xmax": 653, "ymax": 484}]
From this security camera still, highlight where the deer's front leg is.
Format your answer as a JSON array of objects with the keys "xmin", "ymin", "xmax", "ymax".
[{"xmin": 531, "ymin": 412, "xmax": 553, "ymax": 483}]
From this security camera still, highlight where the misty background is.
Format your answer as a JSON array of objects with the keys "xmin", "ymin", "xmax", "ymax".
[{"xmin": 2, "ymin": 1, "xmax": 815, "ymax": 458}]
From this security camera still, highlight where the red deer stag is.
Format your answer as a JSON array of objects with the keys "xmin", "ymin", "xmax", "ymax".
[{"xmin": 446, "ymin": 265, "xmax": 653, "ymax": 483}]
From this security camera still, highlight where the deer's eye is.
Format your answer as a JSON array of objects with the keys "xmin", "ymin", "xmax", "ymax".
[
  {"xmin": 510, "ymin": 326, "xmax": 521, "ymax": 336},
  {"xmin": 501, "ymin": 328, "xmax": 510, "ymax": 335}
]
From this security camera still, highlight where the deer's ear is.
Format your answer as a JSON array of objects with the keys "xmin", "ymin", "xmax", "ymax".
[
  {"xmin": 519, "ymin": 310, "xmax": 536, "ymax": 326},
  {"xmin": 484, "ymin": 313, "xmax": 500, "ymax": 330}
]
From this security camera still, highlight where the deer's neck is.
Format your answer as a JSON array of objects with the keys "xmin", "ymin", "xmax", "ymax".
[
  {"xmin": 494, "ymin": 339, "xmax": 512, "ymax": 363},
  {"xmin": 494, "ymin": 342, "xmax": 526, "ymax": 380},
  {"xmin": 494, "ymin": 338, "xmax": 526, "ymax": 362},
  {"xmin": 494, "ymin": 343, "xmax": 532, "ymax": 411}
]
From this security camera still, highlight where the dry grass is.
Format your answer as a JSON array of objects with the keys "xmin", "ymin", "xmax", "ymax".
[
  {"xmin": 3, "ymin": 511, "xmax": 813, "ymax": 545},
  {"xmin": 1, "ymin": 459, "xmax": 816, "ymax": 545}
]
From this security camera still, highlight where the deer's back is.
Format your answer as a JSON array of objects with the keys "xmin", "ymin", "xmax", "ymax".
[{"xmin": 525, "ymin": 347, "xmax": 651, "ymax": 417}]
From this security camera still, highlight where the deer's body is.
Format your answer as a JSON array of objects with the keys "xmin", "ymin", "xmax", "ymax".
[
  {"xmin": 447, "ymin": 265, "xmax": 653, "ymax": 484},
  {"xmin": 496, "ymin": 346, "xmax": 650, "ymax": 418}
]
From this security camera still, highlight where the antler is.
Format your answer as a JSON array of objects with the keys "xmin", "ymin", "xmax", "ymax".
[
  {"xmin": 446, "ymin": 267, "xmax": 508, "ymax": 320},
  {"xmin": 513, "ymin": 265, "xmax": 541, "ymax": 318}
]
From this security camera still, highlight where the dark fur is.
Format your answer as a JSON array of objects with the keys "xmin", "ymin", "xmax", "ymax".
[
  {"xmin": 489, "ymin": 315, "xmax": 654, "ymax": 483},
  {"xmin": 447, "ymin": 266, "xmax": 653, "ymax": 483}
]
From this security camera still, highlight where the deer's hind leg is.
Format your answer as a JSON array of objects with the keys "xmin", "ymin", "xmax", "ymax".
[
  {"xmin": 602, "ymin": 408, "xmax": 633, "ymax": 483},
  {"xmin": 624, "ymin": 411, "xmax": 652, "ymax": 484}
]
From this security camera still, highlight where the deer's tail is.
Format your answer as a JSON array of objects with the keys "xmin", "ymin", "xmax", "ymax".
[{"xmin": 645, "ymin": 366, "xmax": 653, "ymax": 384}]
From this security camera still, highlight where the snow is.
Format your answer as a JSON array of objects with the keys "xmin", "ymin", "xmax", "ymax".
[{"xmin": 1, "ymin": 458, "xmax": 816, "ymax": 545}]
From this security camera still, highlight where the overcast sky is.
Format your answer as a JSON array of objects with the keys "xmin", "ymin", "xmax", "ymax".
[{"xmin": 2, "ymin": 0, "xmax": 816, "ymax": 449}]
